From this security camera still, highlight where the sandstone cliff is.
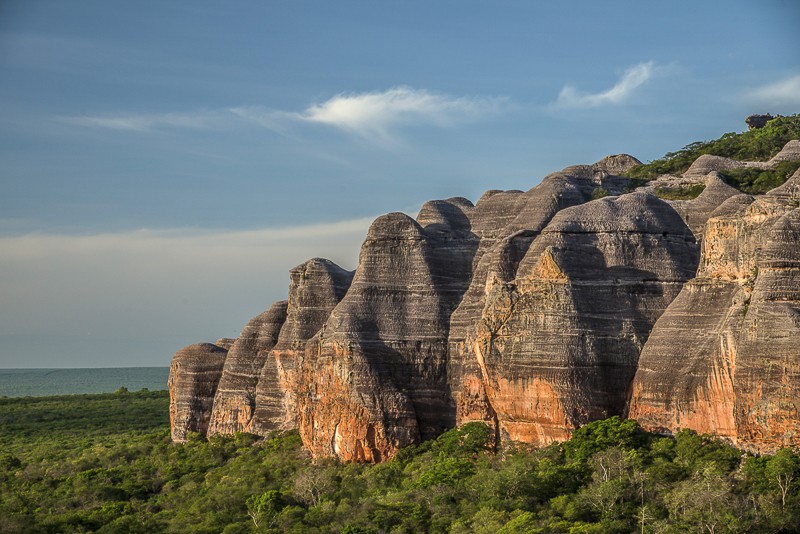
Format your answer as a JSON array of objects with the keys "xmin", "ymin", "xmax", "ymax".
[
  {"xmin": 252, "ymin": 258, "xmax": 353, "ymax": 435},
  {"xmin": 169, "ymin": 134, "xmax": 800, "ymax": 460},
  {"xmin": 460, "ymin": 193, "xmax": 698, "ymax": 446},
  {"xmin": 207, "ymin": 300, "xmax": 288, "ymax": 435},
  {"xmin": 628, "ymin": 170, "xmax": 800, "ymax": 453},
  {"xmin": 169, "ymin": 342, "xmax": 228, "ymax": 441},
  {"xmin": 297, "ymin": 202, "xmax": 478, "ymax": 462}
]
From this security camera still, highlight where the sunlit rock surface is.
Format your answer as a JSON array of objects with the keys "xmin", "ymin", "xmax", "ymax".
[
  {"xmin": 168, "ymin": 146, "xmax": 800, "ymax": 461},
  {"xmin": 629, "ymin": 171, "xmax": 800, "ymax": 453}
]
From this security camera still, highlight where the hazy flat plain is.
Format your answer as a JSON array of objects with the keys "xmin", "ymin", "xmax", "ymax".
[{"xmin": 0, "ymin": 367, "xmax": 169, "ymax": 397}]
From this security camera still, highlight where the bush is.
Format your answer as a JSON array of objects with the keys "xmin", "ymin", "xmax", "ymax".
[
  {"xmin": 720, "ymin": 160, "xmax": 800, "ymax": 194},
  {"xmin": 3, "ymin": 393, "xmax": 799, "ymax": 533},
  {"xmin": 653, "ymin": 184, "xmax": 705, "ymax": 200},
  {"xmin": 625, "ymin": 114, "xmax": 800, "ymax": 180}
]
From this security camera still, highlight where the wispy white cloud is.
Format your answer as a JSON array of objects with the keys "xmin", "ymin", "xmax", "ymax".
[
  {"xmin": 744, "ymin": 74, "xmax": 800, "ymax": 107},
  {"xmin": 63, "ymin": 87, "xmax": 506, "ymax": 143},
  {"xmin": 60, "ymin": 110, "xmax": 229, "ymax": 131},
  {"xmin": 554, "ymin": 61, "xmax": 655, "ymax": 109},
  {"xmin": 295, "ymin": 86, "xmax": 504, "ymax": 140}
]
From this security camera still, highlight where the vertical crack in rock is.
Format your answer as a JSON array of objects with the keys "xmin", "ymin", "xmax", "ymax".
[{"xmin": 207, "ymin": 300, "xmax": 288, "ymax": 435}]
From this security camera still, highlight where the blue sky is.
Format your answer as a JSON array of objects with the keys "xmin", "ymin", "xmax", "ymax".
[{"xmin": 1, "ymin": 1, "xmax": 798, "ymax": 367}]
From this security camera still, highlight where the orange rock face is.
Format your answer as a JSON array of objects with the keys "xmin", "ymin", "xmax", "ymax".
[
  {"xmin": 168, "ymin": 153, "xmax": 800, "ymax": 462},
  {"xmin": 458, "ymin": 193, "xmax": 699, "ymax": 446},
  {"xmin": 251, "ymin": 258, "xmax": 353, "ymax": 436},
  {"xmin": 629, "ymin": 175, "xmax": 800, "ymax": 453}
]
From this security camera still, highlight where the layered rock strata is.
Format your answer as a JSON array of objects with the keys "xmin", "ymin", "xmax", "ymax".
[
  {"xmin": 207, "ymin": 300, "xmax": 288, "ymax": 435},
  {"xmin": 665, "ymin": 173, "xmax": 741, "ymax": 240},
  {"xmin": 628, "ymin": 171, "xmax": 800, "ymax": 453},
  {"xmin": 168, "ymin": 143, "xmax": 800, "ymax": 461},
  {"xmin": 297, "ymin": 200, "xmax": 479, "ymax": 462},
  {"xmin": 448, "ymin": 160, "xmax": 640, "ymax": 439},
  {"xmin": 462, "ymin": 193, "xmax": 699, "ymax": 445},
  {"xmin": 168, "ymin": 342, "xmax": 229, "ymax": 441},
  {"xmin": 251, "ymin": 258, "xmax": 353, "ymax": 435}
]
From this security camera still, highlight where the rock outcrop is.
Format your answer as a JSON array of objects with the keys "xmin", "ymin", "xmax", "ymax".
[
  {"xmin": 746, "ymin": 113, "xmax": 773, "ymax": 130},
  {"xmin": 168, "ymin": 137, "xmax": 800, "ymax": 461},
  {"xmin": 770, "ymin": 140, "xmax": 800, "ymax": 164},
  {"xmin": 448, "ymin": 163, "xmax": 633, "ymax": 440},
  {"xmin": 297, "ymin": 201, "xmax": 479, "ymax": 462},
  {"xmin": 460, "ymin": 193, "xmax": 698, "ymax": 445},
  {"xmin": 207, "ymin": 301, "xmax": 288, "ymax": 435},
  {"xmin": 251, "ymin": 258, "xmax": 353, "ymax": 435},
  {"xmin": 628, "ymin": 171, "xmax": 800, "ymax": 453},
  {"xmin": 665, "ymin": 173, "xmax": 741, "ymax": 240},
  {"xmin": 168, "ymin": 342, "xmax": 229, "ymax": 441}
]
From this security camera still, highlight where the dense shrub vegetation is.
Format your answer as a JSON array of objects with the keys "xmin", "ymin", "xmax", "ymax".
[
  {"xmin": 653, "ymin": 184, "xmax": 706, "ymax": 200},
  {"xmin": 721, "ymin": 160, "xmax": 800, "ymax": 195},
  {"xmin": 624, "ymin": 114, "xmax": 800, "ymax": 184},
  {"xmin": 2, "ymin": 393, "xmax": 800, "ymax": 532}
]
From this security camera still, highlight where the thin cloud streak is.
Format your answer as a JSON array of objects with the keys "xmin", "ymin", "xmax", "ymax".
[
  {"xmin": 554, "ymin": 61, "xmax": 655, "ymax": 109},
  {"xmin": 59, "ymin": 110, "xmax": 230, "ymax": 131},
  {"xmin": 745, "ymin": 74, "xmax": 800, "ymax": 107},
  {"xmin": 60, "ymin": 86, "xmax": 507, "ymax": 143},
  {"xmin": 1, "ymin": 217, "xmax": 375, "ymax": 262}
]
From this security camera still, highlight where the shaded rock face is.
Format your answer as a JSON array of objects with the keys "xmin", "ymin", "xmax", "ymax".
[
  {"xmin": 629, "ymin": 175, "xmax": 800, "ymax": 453},
  {"xmin": 447, "ymin": 165, "xmax": 638, "ymax": 439},
  {"xmin": 462, "ymin": 193, "xmax": 699, "ymax": 445},
  {"xmin": 168, "ymin": 147, "xmax": 800, "ymax": 462},
  {"xmin": 168, "ymin": 343, "xmax": 228, "ymax": 441},
  {"xmin": 666, "ymin": 173, "xmax": 741, "ymax": 241},
  {"xmin": 207, "ymin": 301, "xmax": 288, "ymax": 435},
  {"xmin": 297, "ymin": 202, "xmax": 479, "ymax": 462},
  {"xmin": 251, "ymin": 259, "xmax": 353, "ymax": 435}
]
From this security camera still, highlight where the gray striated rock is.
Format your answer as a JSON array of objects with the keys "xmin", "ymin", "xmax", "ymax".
[
  {"xmin": 448, "ymin": 163, "xmax": 633, "ymax": 435},
  {"xmin": 207, "ymin": 300, "xmax": 288, "ymax": 435},
  {"xmin": 214, "ymin": 338, "xmax": 236, "ymax": 350},
  {"xmin": 168, "ymin": 342, "xmax": 228, "ymax": 441},
  {"xmin": 629, "ymin": 174, "xmax": 800, "ymax": 453},
  {"xmin": 666, "ymin": 173, "xmax": 741, "ymax": 241},
  {"xmin": 592, "ymin": 153, "xmax": 642, "ymax": 175},
  {"xmin": 251, "ymin": 258, "xmax": 353, "ymax": 435},
  {"xmin": 768, "ymin": 140, "xmax": 800, "ymax": 164},
  {"xmin": 297, "ymin": 199, "xmax": 479, "ymax": 462},
  {"xmin": 683, "ymin": 154, "xmax": 750, "ymax": 177},
  {"xmin": 466, "ymin": 193, "xmax": 699, "ymax": 445}
]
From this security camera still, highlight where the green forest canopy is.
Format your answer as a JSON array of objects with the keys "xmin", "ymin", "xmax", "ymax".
[
  {"xmin": 625, "ymin": 114, "xmax": 800, "ymax": 195},
  {"xmin": 2, "ymin": 391, "xmax": 800, "ymax": 533}
]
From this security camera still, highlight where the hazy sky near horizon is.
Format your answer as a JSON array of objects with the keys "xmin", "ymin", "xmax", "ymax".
[{"xmin": 1, "ymin": 1, "xmax": 799, "ymax": 368}]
